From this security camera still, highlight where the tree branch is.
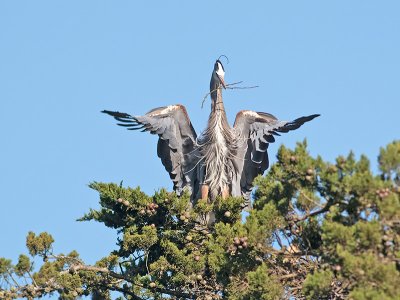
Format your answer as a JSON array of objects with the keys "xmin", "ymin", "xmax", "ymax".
[
  {"xmin": 293, "ymin": 201, "xmax": 333, "ymax": 223},
  {"xmin": 68, "ymin": 264, "xmax": 125, "ymax": 280},
  {"xmin": 67, "ymin": 264, "xmax": 197, "ymax": 299}
]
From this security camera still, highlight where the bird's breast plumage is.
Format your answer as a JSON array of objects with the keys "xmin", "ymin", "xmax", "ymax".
[{"xmin": 198, "ymin": 108, "xmax": 238, "ymax": 199}]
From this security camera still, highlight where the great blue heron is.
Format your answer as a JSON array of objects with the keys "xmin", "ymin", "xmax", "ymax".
[{"xmin": 102, "ymin": 60, "xmax": 319, "ymax": 209}]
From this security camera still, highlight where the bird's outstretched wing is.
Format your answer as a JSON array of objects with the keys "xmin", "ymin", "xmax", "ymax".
[
  {"xmin": 233, "ymin": 110, "xmax": 320, "ymax": 204},
  {"xmin": 102, "ymin": 105, "xmax": 198, "ymax": 196}
]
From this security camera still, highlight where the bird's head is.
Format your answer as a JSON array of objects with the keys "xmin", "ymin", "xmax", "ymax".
[{"xmin": 211, "ymin": 59, "xmax": 226, "ymax": 90}]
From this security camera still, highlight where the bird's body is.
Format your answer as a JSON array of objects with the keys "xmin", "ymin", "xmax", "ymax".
[
  {"xmin": 102, "ymin": 60, "xmax": 319, "ymax": 210},
  {"xmin": 198, "ymin": 85, "xmax": 238, "ymax": 200}
]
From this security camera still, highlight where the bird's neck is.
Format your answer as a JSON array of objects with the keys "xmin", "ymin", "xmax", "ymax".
[
  {"xmin": 209, "ymin": 86, "xmax": 231, "ymax": 135},
  {"xmin": 211, "ymin": 87, "xmax": 226, "ymax": 113}
]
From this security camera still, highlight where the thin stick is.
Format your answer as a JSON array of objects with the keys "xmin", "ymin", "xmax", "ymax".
[
  {"xmin": 201, "ymin": 87, "xmax": 221, "ymax": 108},
  {"xmin": 145, "ymin": 251, "xmax": 150, "ymax": 275},
  {"xmin": 227, "ymin": 85, "xmax": 259, "ymax": 90},
  {"xmin": 201, "ymin": 81, "xmax": 259, "ymax": 108},
  {"xmin": 27, "ymin": 269, "xmax": 37, "ymax": 287},
  {"xmin": 7, "ymin": 271, "xmax": 20, "ymax": 288},
  {"xmin": 226, "ymin": 81, "xmax": 243, "ymax": 87},
  {"xmin": 299, "ymin": 190, "xmax": 324, "ymax": 209}
]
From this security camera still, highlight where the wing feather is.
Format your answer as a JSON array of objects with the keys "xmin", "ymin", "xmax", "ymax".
[
  {"xmin": 102, "ymin": 105, "xmax": 198, "ymax": 195},
  {"xmin": 233, "ymin": 110, "xmax": 319, "ymax": 205}
]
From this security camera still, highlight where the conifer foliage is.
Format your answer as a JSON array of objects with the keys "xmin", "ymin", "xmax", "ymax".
[{"xmin": 1, "ymin": 141, "xmax": 400, "ymax": 299}]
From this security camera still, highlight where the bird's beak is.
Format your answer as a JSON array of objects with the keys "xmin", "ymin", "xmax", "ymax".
[{"xmin": 218, "ymin": 75, "xmax": 226, "ymax": 89}]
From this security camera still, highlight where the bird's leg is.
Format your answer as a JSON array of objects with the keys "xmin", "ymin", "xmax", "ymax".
[
  {"xmin": 199, "ymin": 184, "xmax": 214, "ymax": 226},
  {"xmin": 201, "ymin": 184, "xmax": 209, "ymax": 200},
  {"xmin": 221, "ymin": 185, "xmax": 230, "ymax": 199}
]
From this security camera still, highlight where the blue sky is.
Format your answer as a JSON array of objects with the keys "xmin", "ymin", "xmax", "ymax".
[{"xmin": 1, "ymin": 0, "xmax": 399, "ymax": 288}]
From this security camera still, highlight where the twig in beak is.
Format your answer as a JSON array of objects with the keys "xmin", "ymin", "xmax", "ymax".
[{"xmin": 200, "ymin": 82, "xmax": 259, "ymax": 108}]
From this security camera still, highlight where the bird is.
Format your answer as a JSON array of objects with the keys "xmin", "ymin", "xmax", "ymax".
[{"xmin": 102, "ymin": 59, "xmax": 319, "ymax": 211}]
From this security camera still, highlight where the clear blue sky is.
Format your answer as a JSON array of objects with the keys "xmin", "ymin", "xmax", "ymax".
[{"xmin": 1, "ymin": 0, "xmax": 399, "ymax": 283}]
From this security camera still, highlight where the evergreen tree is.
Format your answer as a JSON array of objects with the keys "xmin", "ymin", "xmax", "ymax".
[{"xmin": 1, "ymin": 141, "xmax": 399, "ymax": 299}]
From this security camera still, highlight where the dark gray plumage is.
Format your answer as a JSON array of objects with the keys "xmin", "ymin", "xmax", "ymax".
[
  {"xmin": 101, "ymin": 105, "xmax": 199, "ymax": 197},
  {"xmin": 232, "ymin": 110, "xmax": 319, "ymax": 207},
  {"xmin": 102, "ymin": 60, "xmax": 319, "ymax": 208}
]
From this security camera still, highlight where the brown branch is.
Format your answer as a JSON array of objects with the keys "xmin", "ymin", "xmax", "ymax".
[
  {"xmin": 280, "ymin": 273, "xmax": 299, "ymax": 279},
  {"xmin": 48, "ymin": 254, "xmax": 84, "ymax": 265},
  {"xmin": 145, "ymin": 251, "xmax": 150, "ymax": 275},
  {"xmin": 108, "ymin": 285, "xmax": 143, "ymax": 300},
  {"xmin": 7, "ymin": 271, "xmax": 20, "ymax": 288},
  {"xmin": 152, "ymin": 286, "xmax": 197, "ymax": 299},
  {"xmin": 299, "ymin": 190, "xmax": 324, "ymax": 209},
  {"xmin": 274, "ymin": 232, "xmax": 284, "ymax": 249},
  {"xmin": 293, "ymin": 201, "xmax": 333, "ymax": 223},
  {"xmin": 68, "ymin": 264, "xmax": 125, "ymax": 280},
  {"xmin": 27, "ymin": 270, "xmax": 37, "ymax": 287}
]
